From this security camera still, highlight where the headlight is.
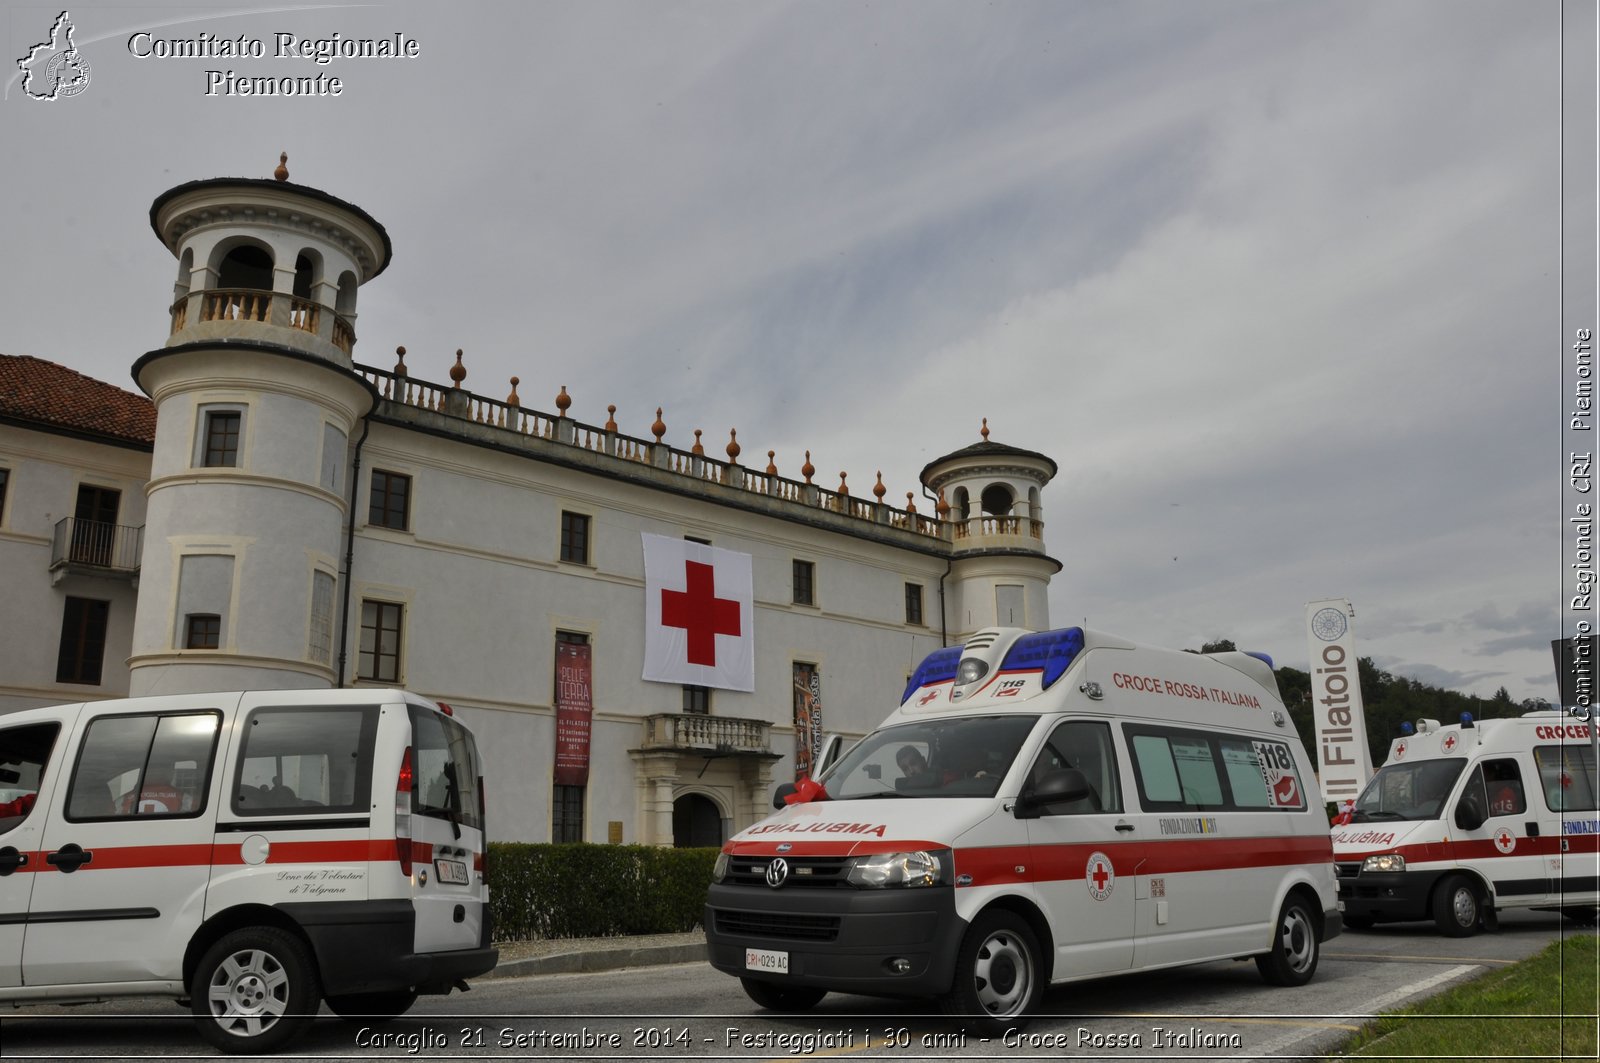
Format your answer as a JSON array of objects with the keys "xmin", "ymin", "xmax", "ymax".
[
  {"xmin": 711, "ymin": 852, "xmax": 729, "ymax": 883},
  {"xmin": 847, "ymin": 850, "xmax": 945, "ymax": 888},
  {"xmin": 1362, "ymin": 853, "xmax": 1406, "ymax": 873}
]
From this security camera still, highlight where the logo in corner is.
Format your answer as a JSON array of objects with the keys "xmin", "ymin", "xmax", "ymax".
[
  {"xmin": 1310, "ymin": 607, "xmax": 1348, "ymax": 642},
  {"xmin": 764, "ymin": 858, "xmax": 789, "ymax": 889},
  {"xmin": 17, "ymin": 11, "xmax": 92, "ymax": 101}
]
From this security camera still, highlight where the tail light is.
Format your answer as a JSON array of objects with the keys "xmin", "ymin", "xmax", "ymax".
[{"xmin": 395, "ymin": 746, "xmax": 413, "ymax": 877}]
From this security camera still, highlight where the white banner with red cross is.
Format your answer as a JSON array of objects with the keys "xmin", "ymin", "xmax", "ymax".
[{"xmin": 642, "ymin": 533, "xmax": 755, "ymax": 691}]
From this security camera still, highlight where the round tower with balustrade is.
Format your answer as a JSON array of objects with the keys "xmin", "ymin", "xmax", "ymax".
[
  {"xmin": 920, "ymin": 419, "xmax": 1061, "ymax": 641},
  {"xmin": 128, "ymin": 155, "xmax": 389, "ymax": 695}
]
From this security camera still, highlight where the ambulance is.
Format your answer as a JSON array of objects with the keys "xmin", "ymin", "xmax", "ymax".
[
  {"xmin": 704, "ymin": 627, "xmax": 1341, "ymax": 1032},
  {"xmin": 0, "ymin": 689, "xmax": 496, "ymax": 1053},
  {"xmin": 1332, "ymin": 712, "xmax": 1600, "ymax": 936}
]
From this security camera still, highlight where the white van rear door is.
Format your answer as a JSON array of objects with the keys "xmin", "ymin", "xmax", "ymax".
[{"xmin": 407, "ymin": 706, "xmax": 487, "ymax": 953}]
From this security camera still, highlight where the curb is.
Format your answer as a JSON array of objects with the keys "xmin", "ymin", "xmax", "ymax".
[{"xmin": 483, "ymin": 942, "xmax": 708, "ymax": 980}]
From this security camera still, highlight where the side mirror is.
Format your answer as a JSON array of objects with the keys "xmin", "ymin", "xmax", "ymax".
[
  {"xmin": 1017, "ymin": 768, "xmax": 1091, "ymax": 815},
  {"xmin": 1454, "ymin": 802, "xmax": 1484, "ymax": 832},
  {"xmin": 772, "ymin": 782, "xmax": 797, "ymax": 810}
]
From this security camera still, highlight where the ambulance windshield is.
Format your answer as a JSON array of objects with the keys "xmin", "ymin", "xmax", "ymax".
[
  {"xmin": 1351, "ymin": 758, "xmax": 1466, "ymax": 822},
  {"xmin": 822, "ymin": 714, "xmax": 1040, "ymax": 800}
]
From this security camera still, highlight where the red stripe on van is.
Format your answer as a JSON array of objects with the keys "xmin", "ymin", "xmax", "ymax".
[
  {"xmin": 724, "ymin": 839, "xmax": 948, "ymax": 858},
  {"xmin": 24, "ymin": 840, "xmax": 399, "ymax": 872},
  {"xmin": 954, "ymin": 835, "xmax": 1332, "ymax": 888}
]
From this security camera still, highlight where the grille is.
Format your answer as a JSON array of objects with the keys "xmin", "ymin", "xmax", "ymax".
[
  {"xmin": 1335, "ymin": 862, "xmax": 1362, "ymax": 879},
  {"xmin": 725, "ymin": 855, "xmax": 853, "ymax": 889},
  {"xmin": 714, "ymin": 909, "xmax": 841, "ymax": 942}
]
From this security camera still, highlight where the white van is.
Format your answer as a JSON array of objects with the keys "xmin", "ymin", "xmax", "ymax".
[
  {"xmin": 1333, "ymin": 712, "xmax": 1599, "ymax": 936},
  {"xmin": 705, "ymin": 626, "xmax": 1341, "ymax": 1032},
  {"xmin": 0, "ymin": 689, "xmax": 496, "ymax": 1053}
]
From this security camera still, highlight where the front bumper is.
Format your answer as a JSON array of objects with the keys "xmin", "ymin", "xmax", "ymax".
[
  {"xmin": 1336, "ymin": 868, "xmax": 1445, "ymax": 923},
  {"xmin": 705, "ymin": 883, "xmax": 964, "ymax": 997}
]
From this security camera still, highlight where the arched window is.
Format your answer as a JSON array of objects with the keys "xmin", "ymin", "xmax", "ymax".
[
  {"xmin": 293, "ymin": 253, "xmax": 317, "ymax": 300},
  {"xmin": 952, "ymin": 487, "xmax": 971, "ymax": 522},
  {"xmin": 216, "ymin": 245, "xmax": 273, "ymax": 291},
  {"xmin": 981, "ymin": 483, "xmax": 1015, "ymax": 531}
]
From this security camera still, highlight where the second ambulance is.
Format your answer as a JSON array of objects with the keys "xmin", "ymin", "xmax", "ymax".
[
  {"xmin": 705, "ymin": 626, "xmax": 1341, "ymax": 1032},
  {"xmin": 1333, "ymin": 712, "xmax": 1599, "ymax": 935}
]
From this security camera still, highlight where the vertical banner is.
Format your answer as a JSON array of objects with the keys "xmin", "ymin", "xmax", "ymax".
[
  {"xmin": 554, "ymin": 642, "xmax": 593, "ymax": 787},
  {"xmin": 792, "ymin": 662, "xmax": 822, "ymax": 780},
  {"xmin": 1305, "ymin": 598, "xmax": 1375, "ymax": 801}
]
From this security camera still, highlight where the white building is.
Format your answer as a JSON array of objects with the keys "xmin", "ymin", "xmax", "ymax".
[{"xmin": 0, "ymin": 160, "xmax": 1061, "ymax": 845}]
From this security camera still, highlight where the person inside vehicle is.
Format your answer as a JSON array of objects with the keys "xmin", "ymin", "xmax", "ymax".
[{"xmin": 896, "ymin": 745, "xmax": 930, "ymax": 779}]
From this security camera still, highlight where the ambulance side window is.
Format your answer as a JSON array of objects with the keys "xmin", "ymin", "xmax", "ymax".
[
  {"xmin": 0, "ymin": 722, "xmax": 60, "ymax": 828},
  {"xmin": 1129, "ymin": 727, "xmax": 1224, "ymax": 811},
  {"xmin": 66, "ymin": 712, "xmax": 220, "ymax": 820},
  {"xmin": 1480, "ymin": 759, "xmax": 1525, "ymax": 818},
  {"xmin": 1026, "ymin": 721, "xmax": 1122, "ymax": 815},
  {"xmin": 1534, "ymin": 745, "xmax": 1598, "ymax": 811}
]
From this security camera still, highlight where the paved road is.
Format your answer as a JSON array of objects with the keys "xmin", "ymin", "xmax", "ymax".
[{"xmin": 0, "ymin": 911, "xmax": 1586, "ymax": 1060}]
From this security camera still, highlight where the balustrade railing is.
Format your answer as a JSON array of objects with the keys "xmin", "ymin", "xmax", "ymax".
[
  {"xmin": 640, "ymin": 713, "xmax": 771, "ymax": 753},
  {"xmin": 352, "ymin": 363, "xmax": 946, "ymax": 540},
  {"xmin": 51, "ymin": 518, "xmax": 143, "ymax": 574}
]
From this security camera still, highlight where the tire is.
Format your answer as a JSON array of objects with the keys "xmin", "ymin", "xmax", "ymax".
[
  {"xmin": 739, "ymin": 977, "xmax": 826, "ymax": 1012},
  {"xmin": 1432, "ymin": 875, "xmax": 1480, "ymax": 937},
  {"xmin": 324, "ymin": 989, "xmax": 418, "ymax": 1023},
  {"xmin": 1255, "ymin": 895, "xmax": 1320, "ymax": 986},
  {"xmin": 938, "ymin": 911, "xmax": 1042, "ymax": 1035},
  {"xmin": 190, "ymin": 927, "xmax": 321, "ymax": 1054}
]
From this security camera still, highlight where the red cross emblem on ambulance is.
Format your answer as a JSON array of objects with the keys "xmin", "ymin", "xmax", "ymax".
[
  {"xmin": 1441, "ymin": 733, "xmax": 1458, "ymax": 753},
  {"xmin": 1085, "ymin": 851, "xmax": 1115, "ymax": 901}
]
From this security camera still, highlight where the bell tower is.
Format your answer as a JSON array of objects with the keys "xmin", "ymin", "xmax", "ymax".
[
  {"xmin": 128, "ymin": 155, "xmax": 390, "ymax": 695},
  {"xmin": 920, "ymin": 420, "xmax": 1061, "ymax": 641}
]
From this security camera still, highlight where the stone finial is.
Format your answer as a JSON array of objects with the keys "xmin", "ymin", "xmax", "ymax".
[
  {"xmin": 274, "ymin": 152, "xmax": 289, "ymax": 182},
  {"xmin": 449, "ymin": 349, "xmax": 466, "ymax": 388},
  {"xmin": 766, "ymin": 450, "xmax": 777, "ymax": 476},
  {"xmin": 936, "ymin": 488, "xmax": 950, "ymax": 517},
  {"xmin": 605, "ymin": 405, "xmax": 618, "ymax": 432},
  {"xmin": 726, "ymin": 429, "xmax": 741, "ymax": 463},
  {"xmin": 838, "ymin": 471, "xmax": 849, "ymax": 496},
  {"xmin": 652, "ymin": 408, "xmax": 666, "ymax": 442},
  {"xmin": 393, "ymin": 345, "xmax": 408, "ymax": 376},
  {"xmin": 873, "ymin": 472, "xmax": 886, "ymax": 500},
  {"xmin": 555, "ymin": 386, "xmax": 571, "ymax": 415},
  {"xmin": 801, "ymin": 450, "xmax": 815, "ymax": 484},
  {"xmin": 981, "ymin": 417, "xmax": 990, "ymax": 441},
  {"xmin": 906, "ymin": 493, "xmax": 917, "ymax": 514},
  {"xmin": 692, "ymin": 430, "xmax": 704, "ymax": 456},
  {"xmin": 507, "ymin": 376, "xmax": 520, "ymax": 406}
]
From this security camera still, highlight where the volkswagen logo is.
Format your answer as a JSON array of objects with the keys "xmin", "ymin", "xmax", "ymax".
[{"xmin": 765, "ymin": 858, "xmax": 790, "ymax": 888}]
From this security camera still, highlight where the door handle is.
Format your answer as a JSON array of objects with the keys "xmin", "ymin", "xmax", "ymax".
[
  {"xmin": 46, "ymin": 843, "xmax": 92, "ymax": 872},
  {"xmin": 0, "ymin": 846, "xmax": 27, "ymax": 876},
  {"xmin": 1114, "ymin": 823, "xmax": 1135, "ymax": 832}
]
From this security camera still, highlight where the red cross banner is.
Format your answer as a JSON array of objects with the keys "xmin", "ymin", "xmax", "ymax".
[{"xmin": 642, "ymin": 533, "xmax": 755, "ymax": 691}]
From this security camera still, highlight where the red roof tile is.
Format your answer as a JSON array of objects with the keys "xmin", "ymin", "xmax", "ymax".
[{"xmin": 0, "ymin": 355, "xmax": 155, "ymax": 447}]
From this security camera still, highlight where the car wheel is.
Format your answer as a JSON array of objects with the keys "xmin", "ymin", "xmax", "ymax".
[
  {"xmin": 938, "ymin": 910, "xmax": 1042, "ymax": 1035},
  {"xmin": 191, "ymin": 926, "xmax": 321, "ymax": 1054},
  {"xmin": 1432, "ymin": 875, "xmax": 1480, "ymax": 937},
  {"xmin": 324, "ymin": 989, "xmax": 419, "ymax": 1022},
  {"xmin": 739, "ymin": 977, "xmax": 826, "ymax": 1011},
  {"xmin": 1256, "ymin": 895, "xmax": 1320, "ymax": 986}
]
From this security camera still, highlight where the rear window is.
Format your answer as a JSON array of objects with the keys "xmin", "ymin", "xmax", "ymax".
[
  {"xmin": 232, "ymin": 705, "xmax": 378, "ymax": 816},
  {"xmin": 410, "ymin": 706, "xmax": 482, "ymax": 830},
  {"xmin": 1127, "ymin": 724, "xmax": 1308, "ymax": 812}
]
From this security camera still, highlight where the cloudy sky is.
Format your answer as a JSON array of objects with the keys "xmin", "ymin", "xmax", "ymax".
[{"xmin": 4, "ymin": 1, "xmax": 1593, "ymax": 702}]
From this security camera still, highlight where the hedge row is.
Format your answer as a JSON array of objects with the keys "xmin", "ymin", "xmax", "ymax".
[{"xmin": 487, "ymin": 843, "xmax": 718, "ymax": 942}]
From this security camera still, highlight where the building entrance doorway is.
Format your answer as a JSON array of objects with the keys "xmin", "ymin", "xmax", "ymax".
[{"xmin": 672, "ymin": 793, "xmax": 723, "ymax": 848}]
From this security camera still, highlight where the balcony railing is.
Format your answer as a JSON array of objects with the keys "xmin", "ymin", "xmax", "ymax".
[
  {"xmin": 950, "ymin": 515, "xmax": 1046, "ymax": 542},
  {"xmin": 638, "ymin": 713, "xmax": 772, "ymax": 755},
  {"xmin": 167, "ymin": 289, "xmax": 356, "ymax": 354},
  {"xmin": 51, "ymin": 518, "xmax": 142, "ymax": 576}
]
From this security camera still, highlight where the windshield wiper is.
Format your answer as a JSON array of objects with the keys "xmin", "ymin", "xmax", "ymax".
[{"xmin": 1352, "ymin": 810, "xmax": 1403, "ymax": 821}]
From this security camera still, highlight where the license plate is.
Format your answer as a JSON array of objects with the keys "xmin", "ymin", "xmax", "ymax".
[
  {"xmin": 745, "ymin": 948, "xmax": 788, "ymax": 974},
  {"xmin": 434, "ymin": 858, "xmax": 469, "ymax": 885}
]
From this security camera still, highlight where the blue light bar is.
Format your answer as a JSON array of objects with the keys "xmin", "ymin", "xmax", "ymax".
[
  {"xmin": 902, "ymin": 646, "xmax": 962, "ymax": 704},
  {"xmin": 998, "ymin": 627, "xmax": 1085, "ymax": 691},
  {"xmin": 1244, "ymin": 651, "xmax": 1274, "ymax": 669},
  {"xmin": 1400, "ymin": 721, "xmax": 1415, "ymax": 736},
  {"xmin": 1460, "ymin": 711, "xmax": 1475, "ymax": 728}
]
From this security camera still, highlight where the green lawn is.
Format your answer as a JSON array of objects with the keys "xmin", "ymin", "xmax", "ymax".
[{"xmin": 1338, "ymin": 934, "xmax": 1597, "ymax": 1061}]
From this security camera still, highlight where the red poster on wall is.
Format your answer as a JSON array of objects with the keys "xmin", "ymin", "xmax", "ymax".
[{"xmin": 554, "ymin": 642, "xmax": 593, "ymax": 786}]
